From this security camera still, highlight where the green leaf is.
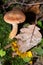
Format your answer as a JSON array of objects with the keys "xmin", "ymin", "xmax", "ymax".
[
  {"xmin": 32, "ymin": 47, "xmax": 43, "ymax": 56},
  {"xmin": 23, "ymin": 57, "xmax": 31, "ymax": 62},
  {"xmin": 37, "ymin": 20, "xmax": 42, "ymax": 28},
  {"xmin": 0, "ymin": 49, "xmax": 6, "ymax": 57},
  {"xmin": 40, "ymin": 39, "xmax": 43, "ymax": 47}
]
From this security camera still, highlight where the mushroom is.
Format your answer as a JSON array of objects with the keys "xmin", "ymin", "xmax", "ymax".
[{"xmin": 4, "ymin": 9, "xmax": 26, "ymax": 39}]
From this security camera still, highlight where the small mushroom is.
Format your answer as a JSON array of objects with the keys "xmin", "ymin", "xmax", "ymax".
[{"xmin": 4, "ymin": 9, "xmax": 26, "ymax": 39}]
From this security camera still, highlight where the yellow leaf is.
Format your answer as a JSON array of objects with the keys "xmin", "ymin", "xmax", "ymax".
[{"xmin": 26, "ymin": 51, "xmax": 32, "ymax": 57}]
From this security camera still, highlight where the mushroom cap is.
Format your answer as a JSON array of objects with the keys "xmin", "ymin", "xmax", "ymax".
[{"xmin": 4, "ymin": 9, "xmax": 26, "ymax": 24}]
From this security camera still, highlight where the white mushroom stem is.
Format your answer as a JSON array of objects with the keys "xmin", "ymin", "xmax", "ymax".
[{"xmin": 9, "ymin": 23, "xmax": 18, "ymax": 39}]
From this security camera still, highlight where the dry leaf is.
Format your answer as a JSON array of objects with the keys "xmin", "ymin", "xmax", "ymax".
[
  {"xmin": 28, "ymin": 4, "xmax": 40, "ymax": 14},
  {"xmin": 16, "ymin": 25, "xmax": 42, "ymax": 53}
]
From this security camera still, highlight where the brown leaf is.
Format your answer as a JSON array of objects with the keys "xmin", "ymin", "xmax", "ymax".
[{"xmin": 29, "ymin": 4, "xmax": 40, "ymax": 14}]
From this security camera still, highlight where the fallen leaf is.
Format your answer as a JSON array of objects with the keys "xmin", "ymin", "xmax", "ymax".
[
  {"xmin": 28, "ymin": 4, "xmax": 40, "ymax": 14},
  {"xmin": 16, "ymin": 24, "xmax": 42, "ymax": 53}
]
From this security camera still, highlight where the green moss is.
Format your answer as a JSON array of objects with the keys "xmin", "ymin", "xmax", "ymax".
[{"xmin": 0, "ymin": 14, "xmax": 11, "ymax": 47}]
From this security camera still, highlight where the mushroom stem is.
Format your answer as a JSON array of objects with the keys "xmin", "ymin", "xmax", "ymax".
[{"xmin": 9, "ymin": 23, "xmax": 18, "ymax": 39}]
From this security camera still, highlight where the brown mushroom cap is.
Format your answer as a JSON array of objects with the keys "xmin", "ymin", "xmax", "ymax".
[{"xmin": 4, "ymin": 9, "xmax": 26, "ymax": 24}]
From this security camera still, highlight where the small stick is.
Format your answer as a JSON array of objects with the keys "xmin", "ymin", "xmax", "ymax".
[
  {"xmin": 4, "ymin": 44, "xmax": 11, "ymax": 49},
  {"xmin": 12, "ymin": 52, "xmax": 17, "ymax": 57},
  {"xmin": 30, "ymin": 17, "xmax": 37, "ymax": 43},
  {"xmin": 3, "ymin": 2, "xmax": 43, "ymax": 9}
]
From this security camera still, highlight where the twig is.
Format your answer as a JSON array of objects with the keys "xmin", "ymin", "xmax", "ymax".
[
  {"xmin": 30, "ymin": 12, "xmax": 43, "ymax": 43},
  {"xmin": 3, "ymin": 1, "xmax": 43, "ymax": 9},
  {"xmin": 38, "ymin": 14, "xmax": 43, "ymax": 20},
  {"xmin": 4, "ymin": 44, "xmax": 11, "ymax": 49},
  {"xmin": 30, "ymin": 17, "xmax": 37, "ymax": 43},
  {"xmin": 12, "ymin": 52, "xmax": 17, "ymax": 57}
]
